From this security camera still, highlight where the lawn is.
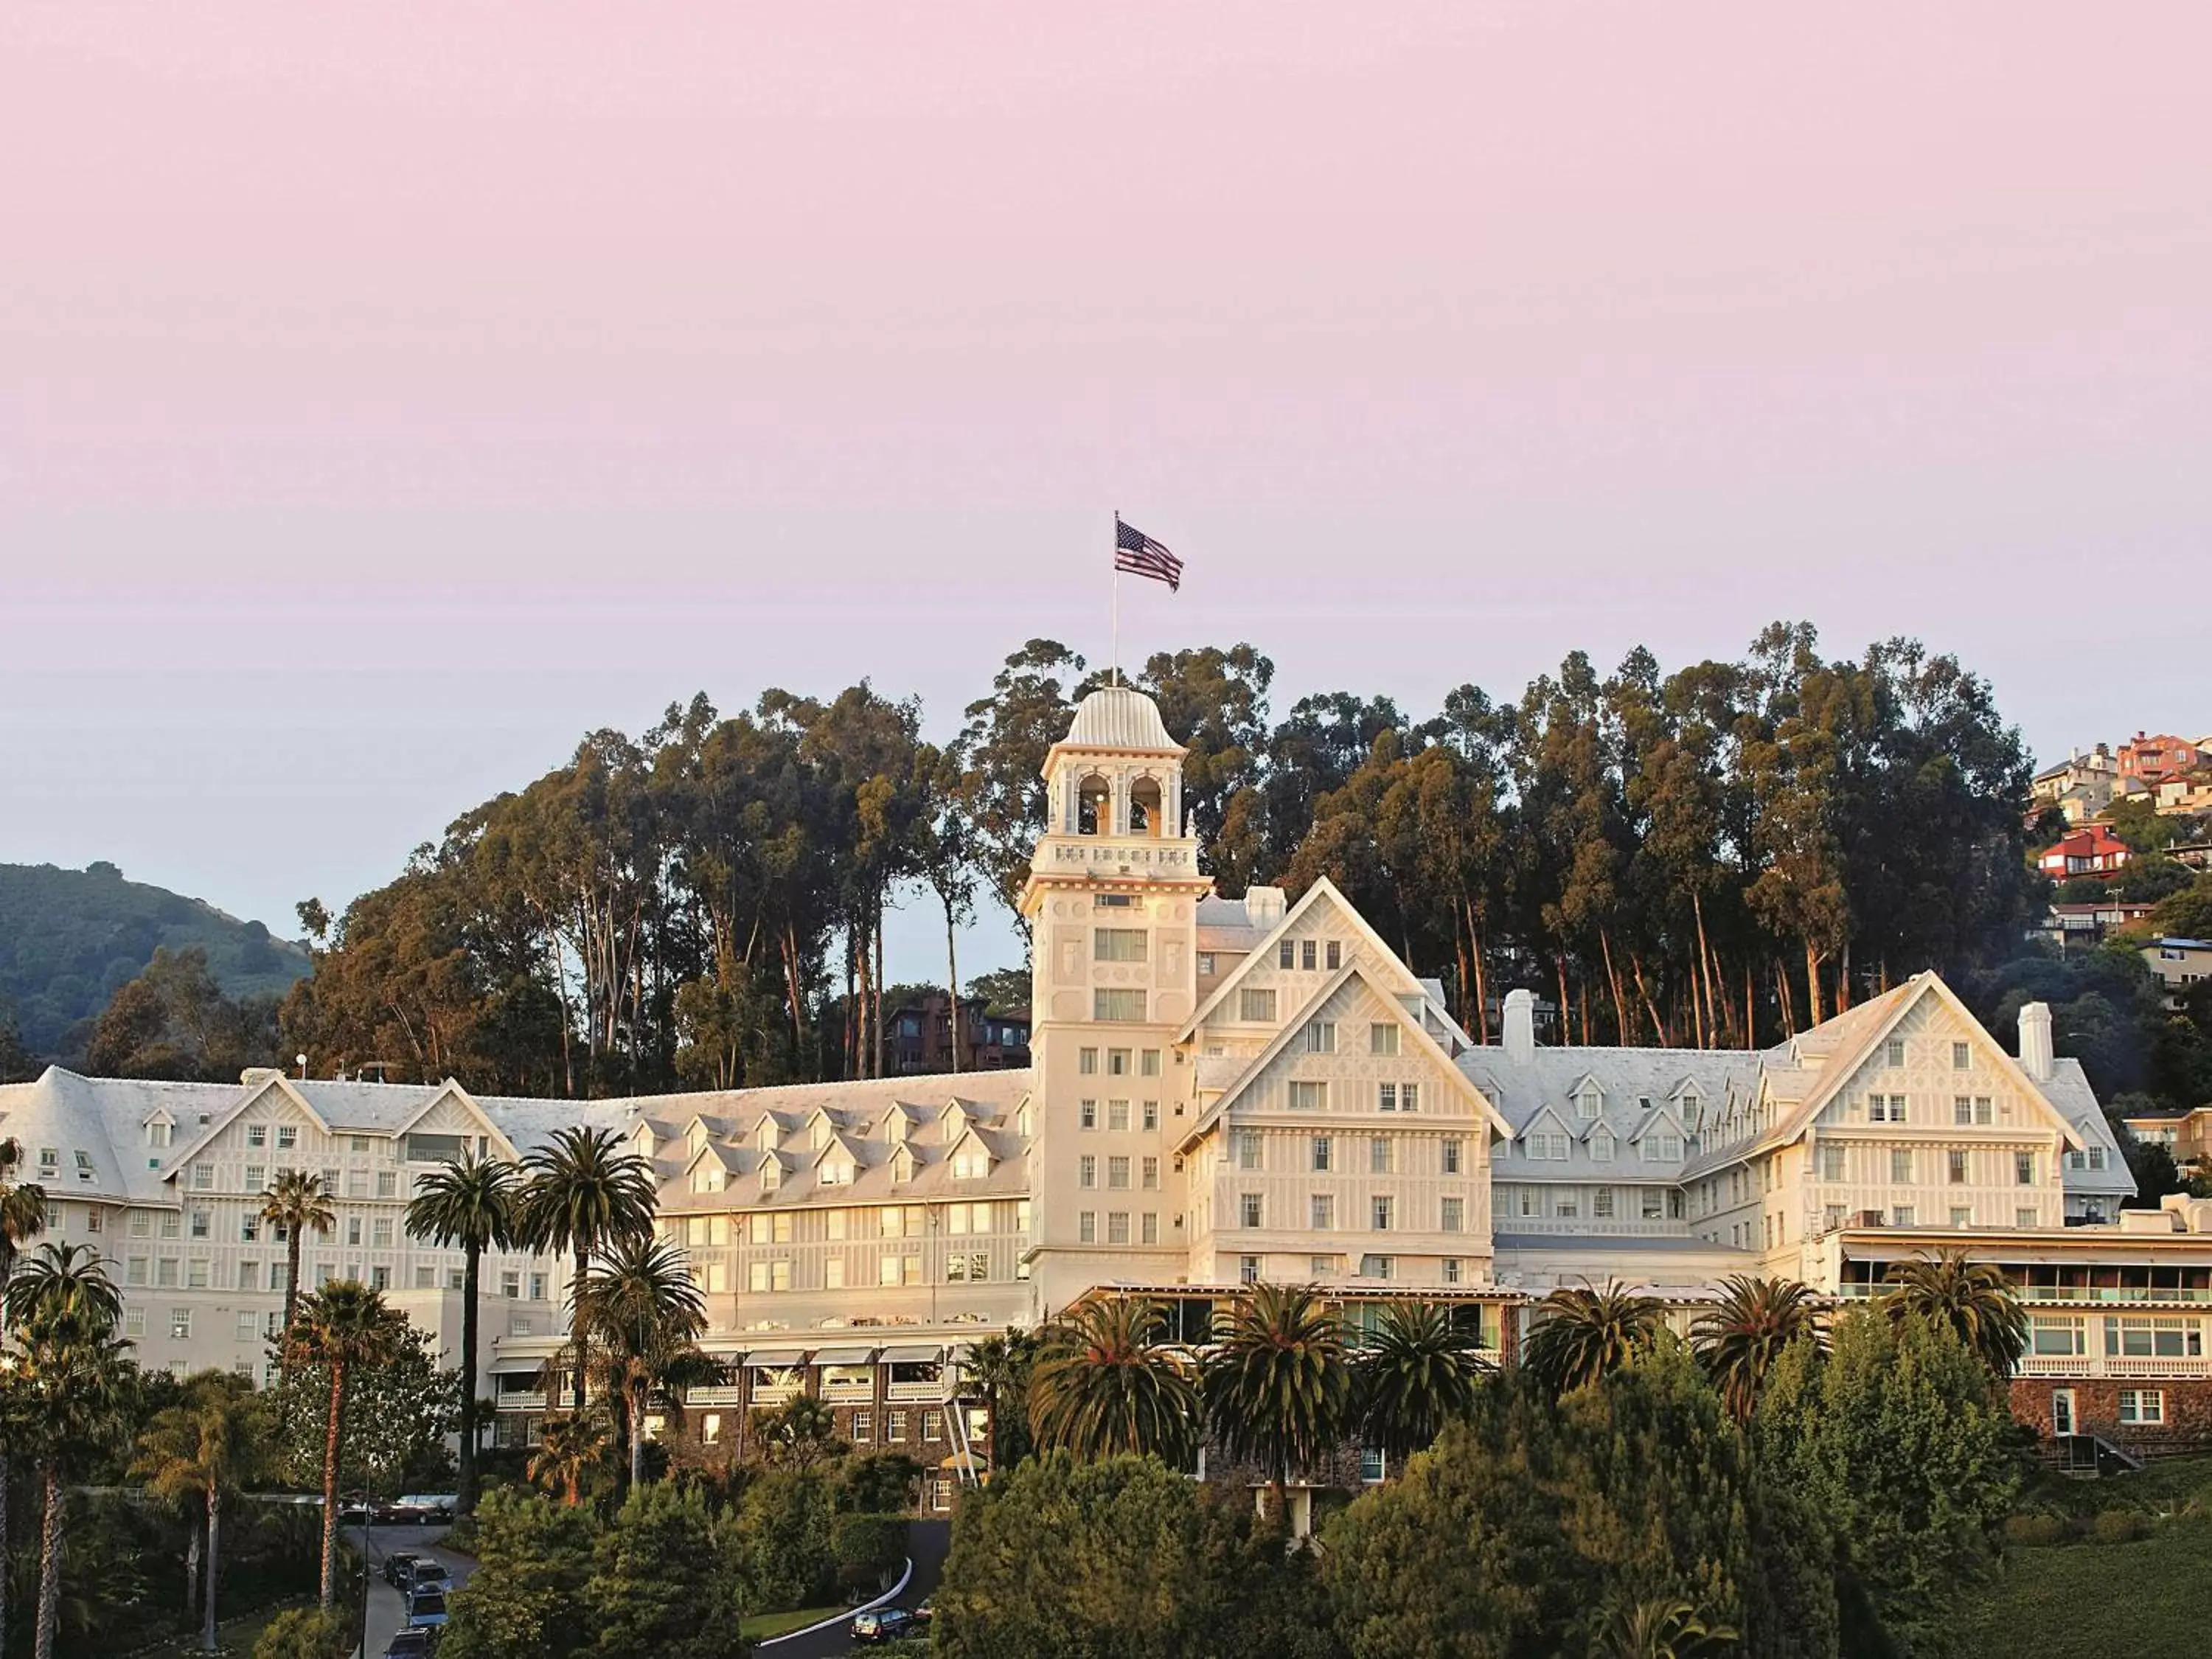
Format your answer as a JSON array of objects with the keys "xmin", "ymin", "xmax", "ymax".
[
  {"xmin": 738, "ymin": 1604, "xmax": 849, "ymax": 1641},
  {"xmin": 1961, "ymin": 1458, "xmax": 2212, "ymax": 1659}
]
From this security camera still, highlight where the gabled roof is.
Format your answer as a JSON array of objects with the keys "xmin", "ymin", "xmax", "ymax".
[
  {"xmin": 386, "ymin": 1081, "xmax": 518, "ymax": 1159},
  {"xmin": 810, "ymin": 1133, "xmax": 869, "ymax": 1173},
  {"xmin": 1750, "ymin": 973, "xmax": 2087, "ymax": 1158},
  {"xmin": 1175, "ymin": 877, "xmax": 1457, "ymax": 1045},
  {"xmin": 1626, "ymin": 1102, "xmax": 1686, "ymax": 1144},
  {"xmin": 1183, "ymin": 959, "xmax": 1512, "ymax": 1148},
  {"xmin": 681, "ymin": 1140, "xmax": 743, "ymax": 1179},
  {"xmin": 1520, "ymin": 1103, "xmax": 1573, "ymax": 1141},
  {"xmin": 165, "ymin": 1073, "xmax": 334, "ymax": 1175}
]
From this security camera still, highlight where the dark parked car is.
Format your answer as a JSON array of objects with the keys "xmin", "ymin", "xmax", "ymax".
[
  {"xmin": 406, "ymin": 1590, "xmax": 449, "ymax": 1630},
  {"xmin": 852, "ymin": 1607, "xmax": 917, "ymax": 1644},
  {"xmin": 381, "ymin": 1552, "xmax": 422, "ymax": 1589},
  {"xmin": 382, "ymin": 1633, "xmax": 432, "ymax": 1659}
]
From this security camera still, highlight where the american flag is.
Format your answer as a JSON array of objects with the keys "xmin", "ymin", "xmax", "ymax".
[{"xmin": 1114, "ymin": 516, "xmax": 1183, "ymax": 591}]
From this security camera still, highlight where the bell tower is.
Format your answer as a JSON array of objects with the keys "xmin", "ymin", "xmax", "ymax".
[{"xmin": 1020, "ymin": 686, "xmax": 1212, "ymax": 1310}]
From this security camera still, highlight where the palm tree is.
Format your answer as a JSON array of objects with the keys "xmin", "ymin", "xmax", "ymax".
[
  {"xmin": 131, "ymin": 1371, "xmax": 267, "ymax": 1654},
  {"xmin": 526, "ymin": 1411, "xmax": 613, "ymax": 1505},
  {"xmin": 1589, "ymin": 1596, "xmax": 1739, "ymax": 1659},
  {"xmin": 578, "ymin": 1235, "xmax": 709, "ymax": 1489},
  {"xmin": 1355, "ymin": 1300, "xmax": 1492, "ymax": 1463},
  {"xmin": 1882, "ymin": 1250, "xmax": 2029, "ymax": 1378},
  {"xmin": 405, "ymin": 1150, "xmax": 520, "ymax": 1512},
  {"xmin": 9, "ymin": 1245, "xmax": 131, "ymax": 1659},
  {"xmin": 285, "ymin": 1281, "xmax": 403, "ymax": 1607},
  {"xmin": 961, "ymin": 1330, "xmax": 1037, "ymax": 1467},
  {"xmin": 518, "ymin": 1127, "xmax": 658, "ymax": 1413},
  {"xmin": 0, "ymin": 1137, "xmax": 49, "ymax": 1287},
  {"xmin": 1201, "ymin": 1283, "xmax": 1353, "ymax": 1520},
  {"xmin": 1691, "ymin": 1275, "xmax": 1825, "ymax": 1422},
  {"xmin": 1028, "ymin": 1296, "xmax": 1200, "ymax": 1467},
  {"xmin": 257, "ymin": 1169, "xmax": 335, "ymax": 1347},
  {"xmin": 1521, "ymin": 1281, "xmax": 1666, "ymax": 1396}
]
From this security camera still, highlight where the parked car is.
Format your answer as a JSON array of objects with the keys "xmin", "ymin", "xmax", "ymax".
[
  {"xmin": 406, "ymin": 1590, "xmax": 450, "ymax": 1630},
  {"xmin": 382, "ymin": 1633, "xmax": 433, "ymax": 1659},
  {"xmin": 398, "ymin": 1492, "xmax": 459, "ymax": 1523},
  {"xmin": 852, "ymin": 1607, "xmax": 918, "ymax": 1644},
  {"xmin": 381, "ymin": 1552, "xmax": 422, "ymax": 1589},
  {"xmin": 403, "ymin": 1557, "xmax": 451, "ymax": 1593},
  {"xmin": 913, "ymin": 1596, "xmax": 934, "ymax": 1624}
]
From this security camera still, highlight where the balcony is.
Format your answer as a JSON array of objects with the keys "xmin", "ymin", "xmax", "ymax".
[
  {"xmin": 751, "ymin": 1380, "xmax": 803, "ymax": 1406},
  {"xmin": 493, "ymin": 1391, "xmax": 546, "ymax": 1411},
  {"xmin": 2017, "ymin": 1354, "xmax": 2212, "ymax": 1380},
  {"xmin": 684, "ymin": 1385, "xmax": 746, "ymax": 1407},
  {"xmin": 888, "ymin": 1379, "xmax": 952, "ymax": 1402},
  {"xmin": 821, "ymin": 1377, "xmax": 875, "ymax": 1402}
]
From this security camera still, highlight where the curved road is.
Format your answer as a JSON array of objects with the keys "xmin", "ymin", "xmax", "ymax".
[
  {"xmin": 345, "ymin": 1523, "xmax": 474, "ymax": 1658},
  {"xmin": 763, "ymin": 1520, "xmax": 950, "ymax": 1658}
]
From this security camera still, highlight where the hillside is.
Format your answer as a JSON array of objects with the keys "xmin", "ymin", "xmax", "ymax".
[{"xmin": 0, "ymin": 862, "xmax": 310, "ymax": 1060}]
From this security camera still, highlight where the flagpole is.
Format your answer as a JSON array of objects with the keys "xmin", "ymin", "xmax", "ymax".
[{"xmin": 1111, "ymin": 510, "xmax": 1121, "ymax": 687}]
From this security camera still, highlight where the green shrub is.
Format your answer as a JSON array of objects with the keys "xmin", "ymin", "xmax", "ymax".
[
  {"xmin": 2003, "ymin": 1513, "xmax": 2069, "ymax": 1548},
  {"xmin": 831, "ymin": 1512, "xmax": 908, "ymax": 1595},
  {"xmin": 2089, "ymin": 1508, "xmax": 2146, "ymax": 1544},
  {"xmin": 252, "ymin": 1607, "xmax": 353, "ymax": 1659}
]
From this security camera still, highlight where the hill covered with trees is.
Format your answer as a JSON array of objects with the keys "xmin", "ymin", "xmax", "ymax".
[{"xmin": 0, "ymin": 861, "xmax": 310, "ymax": 1065}]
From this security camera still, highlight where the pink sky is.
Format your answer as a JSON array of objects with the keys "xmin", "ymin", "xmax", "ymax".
[{"xmin": 2, "ymin": 4, "xmax": 2207, "ymax": 978}]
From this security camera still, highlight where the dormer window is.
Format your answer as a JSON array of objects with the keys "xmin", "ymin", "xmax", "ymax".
[
  {"xmin": 891, "ymin": 1147, "xmax": 917, "ymax": 1183},
  {"xmin": 952, "ymin": 1145, "xmax": 990, "ymax": 1180},
  {"xmin": 145, "ymin": 1121, "xmax": 173, "ymax": 1150},
  {"xmin": 761, "ymin": 1159, "xmax": 782, "ymax": 1193},
  {"xmin": 1590, "ymin": 1129, "xmax": 1615, "ymax": 1163},
  {"xmin": 38, "ymin": 1147, "xmax": 58, "ymax": 1173},
  {"xmin": 1573, "ymin": 1084, "xmax": 1602, "ymax": 1120},
  {"xmin": 811, "ymin": 1120, "xmax": 831, "ymax": 1152},
  {"xmin": 820, "ymin": 1155, "xmax": 852, "ymax": 1186},
  {"xmin": 692, "ymin": 1166, "xmax": 721, "ymax": 1194}
]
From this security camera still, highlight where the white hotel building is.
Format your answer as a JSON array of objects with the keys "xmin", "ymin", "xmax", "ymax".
[{"xmin": 6, "ymin": 686, "xmax": 2210, "ymax": 1483}]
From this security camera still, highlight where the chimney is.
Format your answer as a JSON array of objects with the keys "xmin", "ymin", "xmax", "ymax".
[
  {"xmin": 2019, "ymin": 1002, "xmax": 2054, "ymax": 1082},
  {"xmin": 1503, "ymin": 989, "xmax": 1537, "ymax": 1066},
  {"xmin": 1245, "ymin": 886, "xmax": 1287, "ymax": 928}
]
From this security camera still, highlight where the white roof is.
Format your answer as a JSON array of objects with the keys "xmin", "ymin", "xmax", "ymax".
[{"xmin": 1055, "ymin": 686, "xmax": 1182, "ymax": 756}]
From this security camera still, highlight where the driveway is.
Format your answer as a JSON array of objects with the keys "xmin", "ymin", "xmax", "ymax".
[
  {"xmin": 762, "ymin": 1519, "xmax": 951, "ymax": 1658},
  {"xmin": 345, "ymin": 1523, "xmax": 474, "ymax": 1658}
]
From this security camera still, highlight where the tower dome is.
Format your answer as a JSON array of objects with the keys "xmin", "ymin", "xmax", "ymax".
[{"xmin": 1059, "ymin": 685, "xmax": 1183, "ymax": 755}]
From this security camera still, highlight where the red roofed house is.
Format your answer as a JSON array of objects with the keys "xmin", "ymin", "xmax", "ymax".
[
  {"xmin": 2037, "ymin": 824, "xmax": 2133, "ymax": 881},
  {"xmin": 2119, "ymin": 732, "xmax": 2204, "ymax": 787}
]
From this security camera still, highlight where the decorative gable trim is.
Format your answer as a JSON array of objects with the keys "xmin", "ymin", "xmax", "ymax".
[
  {"xmin": 164, "ymin": 1073, "xmax": 333, "ymax": 1178},
  {"xmin": 1176, "ymin": 877, "xmax": 1433, "ymax": 1043}
]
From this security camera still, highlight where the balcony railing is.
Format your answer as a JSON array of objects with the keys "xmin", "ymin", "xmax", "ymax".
[
  {"xmin": 888, "ymin": 1380, "xmax": 951, "ymax": 1402},
  {"xmin": 493, "ymin": 1391, "xmax": 546, "ymax": 1411},
  {"xmin": 821, "ymin": 1378, "xmax": 874, "ymax": 1402},
  {"xmin": 751, "ymin": 1380, "xmax": 803, "ymax": 1405},
  {"xmin": 684, "ymin": 1385, "xmax": 746, "ymax": 1407},
  {"xmin": 1838, "ymin": 1282, "xmax": 2212, "ymax": 1304},
  {"xmin": 2016, "ymin": 1354, "xmax": 2211, "ymax": 1380}
]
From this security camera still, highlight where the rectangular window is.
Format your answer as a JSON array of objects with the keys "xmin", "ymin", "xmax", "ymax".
[
  {"xmin": 1442, "ymin": 1138, "xmax": 1463, "ymax": 1175},
  {"xmin": 1196, "ymin": 952, "xmax": 1216, "ymax": 976},
  {"xmin": 1643, "ymin": 1191, "xmax": 1665, "ymax": 1220},
  {"xmin": 1370, "ymin": 1137, "xmax": 1392, "ymax": 1175},
  {"xmin": 1287, "ymin": 1081, "xmax": 1326, "ymax": 1110},
  {"xmin": 1440, "ymin": 1197, "xmax": 1464, "ymax": 1233},
  {"xmin": 247, "ymin": 1125, "xmax": 267, "ymax": 1147},
  {"xmin": 1107, "ymin": 1048, "xmax": 1130, "ymax": 1076},
  {"xmin": 2016, "ymin": 1152, "xmax": 2036, "ymax": 1186},
  {"xmin": 1952, "ymin": 1041, "xmax": 1972, "ymax": 1071},
  {"xmin": 2118, "ymin": 1389, "xmax": 2166, "ymax": 1426},
  {"xmin": 1371, "ymin": 1023, "xmax": 1399, "ymax": 1057},
  {"xmin": 1948, "ymin": 1150, "xmax": 1968, "ymax": 1185},
  {"xmin": 1143, "ymin": 1100, "xmax": 1159, "ymax": 1130},
  {"xmin": 1107, "ymin": 1211, "xmax": 1130, "ymax": 1245},
  {"xmin": 1239, "ymin": 988, "xmax": 1277, "ymax": 1023},
  {"xmin": 1141, "ymin": 1212, "xmax": 1159, "ymax": 1245},
  {"xmin": 1975, "ymin": 1096, "xmax": 1992, "ymax": 1124},
  {"xmin": 1079, "ymin": 1099, "xmax": 1097, "ymax": 1130},
  {"xmin": 1885, "ymin": 1039, "xmax": 1906, "ymax": 1068},
  {"xmin": 1402, "ymin": 1083, "xmax": 1419, "ymax": 1114},
  {"xmin": 1310, "ymin": 1194, "xmax": 1335, "ymax": 1230},
  {"xmin": 1955, "ymin": 1096, "xmax": 1975, "ymax": 1125},
  {"xmin": 1241, "ymin": 1256, "xmax": 1262, "ymax": 1284},
  {"xmin": 1280, "ymin": 940, "xmax": 1296, "ymax": 969},
  {"xmin": 1107, "ymin": 1099, "xmax": 1130, "ymax": 1131},
  {"xmin": 244, "ymin": 1164, "xmax": 265, "ymax": 1191},
  {"xmin": 1371, "ymin": 1196, "xmax": 1394, "ymax": 1231},
  {"xmin": 1358, "ymin": 1254, "xmax": 1393, "ymax": 1280},
  {"xmin": 1079, "ymin": 1048, "xmax": 1098, "ymax": 1075},
  {"xmin": 1093, "ymin": 989, "xmax": 1146, "ymax": 1023},
  {"xmin": 1235, "ymin": 1130, "xmax": 1262, "ymax": 1170},
  {"xmin": 1301, "ymin": 939, "xmax": 1318, "ymax": 970},
  {"xmin": 372, "ymin": 1217, "xmax": 394, "ymax": 1246},
  {"xmin": 1078, "ymin": 1155, "xmax": 1096, "ymax": 1189},
  {"xmin": 1820, "ymin": 1144, "xmax": 1846, "ymax": 1181},
  {"xmin": 1950, "ymin": 1207, "xmax": 1972, "ymax": 1228},
  {"xmin": 852, "ymin": 1411, "xmax": 873, "ymax": 1443},
  {"xmin": 1378, "ymin": 1083, "xmax": 1397, "ymax": 1113},
  {"xmin": 1141, "ymin": 1156, "xmax": 1160, "ymax": 1189},
  {"xmin": 1326, "ymin": 940, "xmax": 1341, "ymax": 970},
  {"xmin": 346, "ymin": 1217, "xmax": 362, "ymax": 1246},
  {"xmin": 1304, "ymin": 1020, "xmax": 1335, "ymax": 1054},
  {"xmin": 1094, "ymin": 928, "xmax": 1148, "ymax": 962},
  {"xmin": 1141, "ymin": 1048, "xmax": 1161, "ymax": 1077},
  {"xmin": 2017, "ymin": 1207, "xmax": 2039, "ymax": 1228},
  {"xmin": 1241, "ymin": 1193, "xmax": 1263, "ymax": 1228},
  {"xmin": 1311, "ymin": 1136, "xmax": 1332, "ymax": 1172},
  {"xmin": 1078, "ymin": 1211, "xmax": 1096, "ymax": 1244},
  {"xmin": 1554, "ymin": 1193, "xmax": 1579, "ymax": 1218},
  {"xmin": 1891, "ymin": 1149, "xmax": 1913, "ymax": 1184},
  {"xmin": 276, "ymin": 1127, "xmax": 297, "ymax": 1150},
  {"xmin": 1892, "ymin": 1206, "xmax": 1916, "ymax": 1227},
  {"xmin": 1107, "ymin": 1156, "xmax": 1130, "ymax": 1189},
  {"xmin": 1592, "ymin": 1188, "xmax": 1615, "ymax": 1220},
  {"xmin": 156, "ymin": 1257, "xmax": 179, "ymax": 1287}
]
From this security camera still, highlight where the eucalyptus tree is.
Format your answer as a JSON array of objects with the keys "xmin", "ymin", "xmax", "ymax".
[
  {"xmin": 406, "ymin": 1150, "xmax": 521, "ymax": 1511},
  {"xmin": 519, "ymin": 1125, "xmax": 658, "ymax": 1411}
]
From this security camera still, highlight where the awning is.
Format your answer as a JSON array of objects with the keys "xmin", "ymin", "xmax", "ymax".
[
  {"xmin": 744, "ymin": 1346, "xmax": 813, "ymax": 1368},
  {"xmin": 810, "ymin": 1344, "xmax": 880, "ymax": 1366},
  {"xmin": 878, "ymin": 1343, "xmax": 945, "ymax": 1366}
]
